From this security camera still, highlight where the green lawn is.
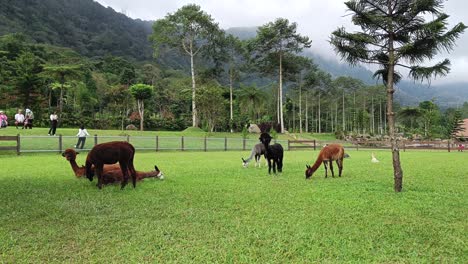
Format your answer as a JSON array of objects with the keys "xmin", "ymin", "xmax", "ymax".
[{"xmin": 0, "ymin": 148, "xmax": 466, "ymax": 263}]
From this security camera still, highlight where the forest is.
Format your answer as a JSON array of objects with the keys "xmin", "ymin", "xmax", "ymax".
[{"xmin": 0, "ymin": 0, "xmax": 466, "ymax": 140}]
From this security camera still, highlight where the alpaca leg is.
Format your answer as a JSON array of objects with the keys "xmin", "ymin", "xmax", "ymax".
[
  {"xmin": 323, "ymin": 161, "xmax": 328, "ymax": 178},
  {"xmin": 337, "ymin": 159, "xmax": 343, "ymax": 177},
  {"xmin": 329, "ymin": 160, "xmax": 335, "ymax": 177},
  {"xmin": 278, "ymin": 157, "xmax": 283, "ymax": 173},
  {"xmin": 267, "ymin": 159, "xmax": 272, "ymax": 174},
  {"xmin": 120, "ymin": 163, "xmax": 129, "ymax": 190},
  {"xmin": 272, "ymin": 160, "xmax": 277, "ymax": 174},
  {"xmin": 96, "ymin": 165, "xmax": 103, "ymax": 189},
  {"xmin": 129, "ymin": 161, "xmax": 137, "ymax": 188}
]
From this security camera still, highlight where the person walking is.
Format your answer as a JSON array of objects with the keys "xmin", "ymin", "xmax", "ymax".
[
  {"xmin": 0, "ymin": 111, "xmax": 7, "ymax": 128},
  {"xmin": 48, "ymin": 111, "xmax": 58, "ymax": 136},
  {"xmin": 14, "ymin": 109, "xmax": 25, "ymax": 129},
  {"xmin": 24, "ymin": 108, "xmax": 34, "ymax": 129},
  {"xmin": 75, "ymin": 125, "xmax": 90, "ymax": 149}
]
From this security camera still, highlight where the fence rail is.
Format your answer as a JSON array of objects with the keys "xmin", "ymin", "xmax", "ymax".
[{"xmin": 0, "ymin": 135, "xmax": 462, "ymax": 154}]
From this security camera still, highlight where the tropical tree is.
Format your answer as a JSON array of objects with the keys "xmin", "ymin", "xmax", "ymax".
[
  {"xmin": 223, "ymin": 34, "xmax": 247, "ymax": 132},
  {"xmin": 251, "ymin": 18, "xmax": 311, "ymax": 133},
  {"xmin": 129, "ymin": 84, "xmax": 153, "ymax": 131},
  {"xmin": 196, "ymin": 83, "xmax": 227, "ymax": 132},
  {"xmin": 331, "ymin": 0, "xmax": 466, "ymax": 192},
  {"xmin": 151, "ymin": 4, "xmax": 223, "ymax": 127},
  {"xmin": 237, "ymin": 85, "xmax": 267, "ymax": 123},
  {"xmin": 12, "ymin": 51, "xmax": 44, "ymax": 109},
  {"xmin": 42, "ymin": 64, "xmax": 83, "ymax": 117}
]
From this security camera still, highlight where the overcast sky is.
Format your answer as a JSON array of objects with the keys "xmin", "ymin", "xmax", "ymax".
[{"xmin": 96, "ymin": 0, "xmax": 468, "ymax": 84}]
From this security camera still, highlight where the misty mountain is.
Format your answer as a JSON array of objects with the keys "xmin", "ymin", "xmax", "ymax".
[{"xmin": 1, "ymin": 0, "xmax": 465, "ymax": 108}]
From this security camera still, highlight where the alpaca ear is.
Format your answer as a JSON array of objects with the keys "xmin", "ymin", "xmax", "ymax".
[
  {"xmin": 154, "ymin": 165, "xmax": 160, "ymax": 171},
  {"xmin": 241, "ymin": 158, "xmax": 246, "ymax": 162},
  {"xmin": 306, "ymin": 164, "xmax": 310, "ymax": 169}
]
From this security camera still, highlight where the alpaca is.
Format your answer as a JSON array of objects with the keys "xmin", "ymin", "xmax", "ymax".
[
  {"xmin": 371, "ymin": 152, "xmax": 379, "ymax": 163},
  {"xmin": 62, "ymin": 148, "xmax": 164, "ymax": 184},
  {"xmin": 86, "ymin": 141, "xmax": 137, "ymax": 189},
  {"xmin": 242, "ymin": 143, "xmax": 266, "ymax": 168},
  {"xmin": 305, "ymin": 143, "xmax": 345, "ymax": 179},
  {"xmin": 259, "ymin": 132, "xmax": 284, "ymax": 174}
]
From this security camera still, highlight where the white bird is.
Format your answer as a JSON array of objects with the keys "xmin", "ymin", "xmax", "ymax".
[{"xmin": 371, "ymin": 153, "xmax": 379, "ymax": 163}]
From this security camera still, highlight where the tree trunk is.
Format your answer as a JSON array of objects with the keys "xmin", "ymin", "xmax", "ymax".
[
  {"xmin": 387, "ymin": 24, "xmax": 404, "ymax": 192},
  {"xmin": 229, "ymin": 69, "xmax": 234, "ymax": 133},
  {"xmin": 190, "ymin": 42, "xmax": 198, "ymax": 127},
  {"xmin": 305, "ymin": 92, "xmax": 309, "ymax": 133},
  {"xmin": 318, "ymin": 93, "xmax": 321, "ymax": 133},
  {"xmin": 138, "ymin": 99, "xmax": 144, "ymax": 131},
  {"xmin": 342, "ymin": 90, "xmax": 345, "ymax": 131},
  {"xmin": 299, "ymin": 77, "xmax": 302, "ymax": 133},
  {"xmin": 279, "ymin": 52, "xmax": 285, "ymax": 133}
]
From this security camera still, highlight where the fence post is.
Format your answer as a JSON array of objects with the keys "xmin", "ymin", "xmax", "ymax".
[
  {"xmin": 155, "ymin": 136, "xmax": 159, "ymax": 152},
  {"xmin": 243, "ymin": 138, "xmax": 246, "ymax": 151},
  {"xmin": 288, "ymin": 140, "xmax": 291, "ymax": 151},
  {"xmin": 224, "ymin": 137, "xmax": 227, "ymax": 151},
  {"xmin": 448, "ymin": 140, "xmax": 450, "ymax": 152},
  {"xmin": 127, "ymin": 135, "xmax": 130, "ymax": 142},
  {"xmin": 356, "ymin": 142, "xmax": 359, "ymax": 151},
  {"xmin": 16, "ymin": 134, "xmax": 20, "ymax": 155},
  {"xmin": 204, "ymin": 137, "xmax": 207, "ymax": 152},
  {"xmin": 314, "ymin": 140, "xmax": 316, "ymax": 151},
  {"xmin": 94, "ymin": 134, "xmax": 98, "ymax": 146},
  {"xmin": 181, "ymin": 136, "xmax": 184, "ymax": 151},
  {"xmin": 403, "ymin": 141, "xmax": 406, "ymax": 152},
  {"xmin": 58, "ymin": 134, "xmax": 63, "ymax": 154}
]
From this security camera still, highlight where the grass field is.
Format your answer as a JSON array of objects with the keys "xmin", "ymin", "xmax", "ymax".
[{"xmin": 0, "ymin": 146, "xmax": 466, "ymax": 262}]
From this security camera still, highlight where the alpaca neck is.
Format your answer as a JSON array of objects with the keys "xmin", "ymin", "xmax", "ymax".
[
  {"xmin": 69, "ymin": 159, "xmax": 85, "ymax": 177},
  {"xmin": 136, "ymin": 170, "xmax": 160, "ymax": 180},
  {"xmin": 244, "ymin": 147, "xmax": 257, "ymax": 163},
  {"xmin": 310, "ymin": 155, "xmax": 324, "ymax": 173}
]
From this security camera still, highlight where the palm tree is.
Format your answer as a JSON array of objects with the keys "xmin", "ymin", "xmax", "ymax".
[{"xmin": 237, "ymin": 85, "xmax": 267, "ymax": 122}]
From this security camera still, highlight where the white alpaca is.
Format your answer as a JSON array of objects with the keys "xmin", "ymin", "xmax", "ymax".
[
  {"xmin": 242, "ymin": 143, "xmax": 266, "ymax": 168},
  {"xmin": 371, "ymin": 152, "xmax": 379, "ymax": 163}
]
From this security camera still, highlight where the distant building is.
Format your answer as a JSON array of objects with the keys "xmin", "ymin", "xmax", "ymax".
[{"xmin": 456, "ymin": 118, "xmax": 468, "ymax": 139}]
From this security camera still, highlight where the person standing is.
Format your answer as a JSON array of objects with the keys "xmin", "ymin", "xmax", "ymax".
[
  {"xmin": 48, "ymin": 111, "xmax": 58, "ymax": 136},
  {"xmin": 24, "ymin": 108, "xmax": 34, "ymax": 129},
  {"xmin": 14, "ymin": 109, "xmax": 25, "ymax": 129},
  {"xmin": 75, "ymin": 125, "xmax": 90, "ymax": 149},
  {"xmin": 0, "ymin": 111, "xmax": 7, "ymax": 128}
]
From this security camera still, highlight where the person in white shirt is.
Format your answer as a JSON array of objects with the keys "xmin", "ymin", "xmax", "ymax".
[
  {"xmin": 75, "ymin": 125, "xmax": 90, "ymax": 149},
  {"xmin": 14, "ymin": 109, "xmax": 25, "ymax": 129},
  {"xmin": 48, "ymin": 111, "xmax": 58, "ymax": 136}
]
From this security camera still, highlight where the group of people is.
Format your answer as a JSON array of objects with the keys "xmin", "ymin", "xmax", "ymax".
[
  {"xmin": 0, "ymin": 108, "xmax": 90, "ymax": 149},
  {"xmin": 0, "ymin": 109, "xmax": 35, "ymax": 129}
]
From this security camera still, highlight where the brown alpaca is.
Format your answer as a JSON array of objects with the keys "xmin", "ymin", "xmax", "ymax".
[
  {"xmin": 86, "ymin": 141, "xmax": 137, "ymax": 189},
  {"xmin": 62, "ymin": 148, "xmax": 164, "ymax": 185},
  {"xmin": 305, "ymin": 144, "xmax": 345, "ymax": 179}
]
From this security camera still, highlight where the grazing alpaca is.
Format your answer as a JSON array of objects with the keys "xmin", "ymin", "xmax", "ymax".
[
  {"xmin": 86, "ymin": 141, "xmax": 137, "ymax": 189},
  {"xmin": 62, "ymin": 148, "xmax": 163, "ymax": 184},
  {"xmin": 305, "ymin": 143, "xmax": 345, "ymax": 179},
  {"xmin": 259, "ymin": 132, "xmax": 284, "ymax": 174},
  {"xmin": 242, "ymin": 143, "xmax": 266, "ymax": 168}
]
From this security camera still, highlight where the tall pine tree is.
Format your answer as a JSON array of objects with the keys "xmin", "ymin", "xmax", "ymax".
[{"xmin": 331, "ymin": 0, "xmax": 466, "ymax": 192}]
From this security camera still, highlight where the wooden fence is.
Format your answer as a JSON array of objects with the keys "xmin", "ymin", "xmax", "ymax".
[
  {"xmin": 1, "ymin": 135, "xmax": 462, "ymax": 154},
  {"xmin": 0, "ymin": 135, "xmax": 20, "ymax": 155}
]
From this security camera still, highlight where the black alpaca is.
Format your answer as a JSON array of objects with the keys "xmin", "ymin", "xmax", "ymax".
[{"xmin": 259, "ymin": 132, "xmax": 284, "ymax": 174}]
